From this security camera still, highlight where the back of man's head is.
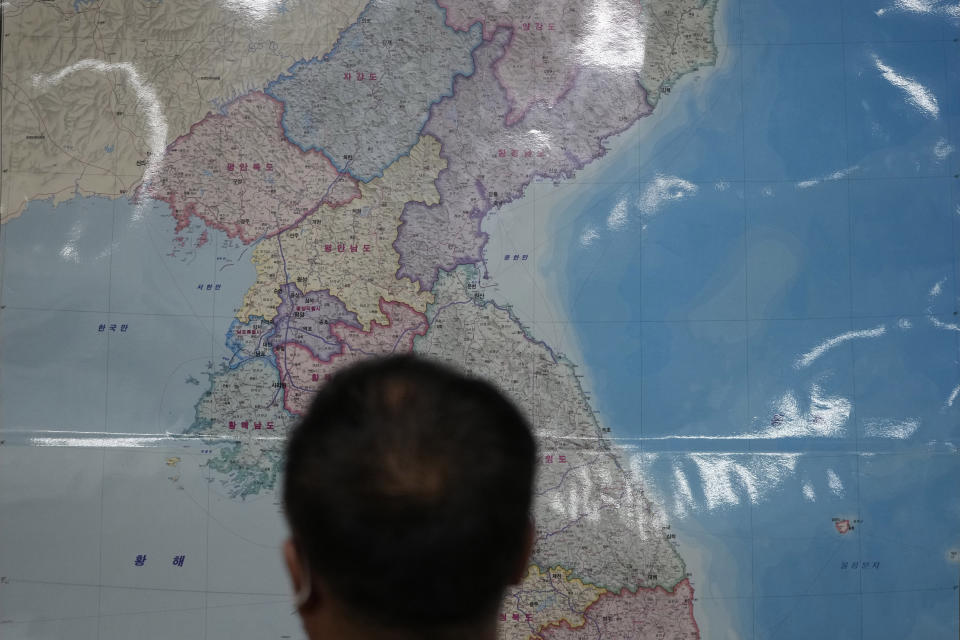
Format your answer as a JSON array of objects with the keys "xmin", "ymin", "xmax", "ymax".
[{"xmin": 282, "ymin": 355, "xmax": 536, "ymax": 635}]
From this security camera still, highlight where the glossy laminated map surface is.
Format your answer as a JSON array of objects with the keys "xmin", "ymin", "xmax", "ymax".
[{"xmin": 0, "ymin": 1, "xmax": 958, "ymax": 638}]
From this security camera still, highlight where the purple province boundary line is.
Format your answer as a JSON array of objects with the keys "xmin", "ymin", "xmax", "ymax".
[
  {"xmin": 394, "ymin": 25, "xmax": 652, "ymax": 291},
  {"xmin": 262, "ymin": 0, "xmax": 718, "ymax": 294},
  {"xmin": 187, "ymin": 284, "xmax": 364, "ymax": 497},
  {"xmin": 264, "ymin": 0, "xmax": 483, "ymax": 182},
  {"xmin": 186, "ymin": 0, "xmax": 718, "ymax": 498},
  {"xmin": 269, "ymin": 284, "xmax": 361, "ymax": 361},
  {"xmin": 225, "ymin": 285, "xmax": 361, "ymax": 368},
  {"xmin": 387, "ymin": 0, "xmax": 720, "ymax": 290},
  {"xmin": 382, "ymin": 0, "xmax": 717, "ymax": 290}
]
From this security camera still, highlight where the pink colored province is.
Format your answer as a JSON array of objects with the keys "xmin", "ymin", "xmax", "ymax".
[
  {"xmin": 275, "ymin": 299, "xmax": 428, "ymax": 414},
  {"xmin": 149, "ymin": 91, "xmax": 360, "ymax": 244},
  {"xmin": 440, "ymin": 0, "xmax": 586, "ymax": 124},
  {"xmin": 542, "ymin": 579, "xmax": 700, "ymax": 640},
  {"xmin": 396, "ymin": 28, "xmax": 646, "ymax": 289}
]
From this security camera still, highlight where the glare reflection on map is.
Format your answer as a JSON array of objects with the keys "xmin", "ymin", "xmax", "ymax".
[{"xmin": 1, "ymin": 1, "xmax": 958, "ymax": 638}]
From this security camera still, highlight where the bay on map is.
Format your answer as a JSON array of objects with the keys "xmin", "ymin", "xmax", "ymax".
[
  {"xmin": 521, "ymin": 1, "xmax": 960, "ymax": 637},
  {"xmin": 1, "ymin": 195, "xmax": 256, "ymax": 435}
]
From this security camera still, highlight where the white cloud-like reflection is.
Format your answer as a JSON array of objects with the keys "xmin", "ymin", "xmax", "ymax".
[
  {"xmin": 33, "ymin": 60, "xmax": 167, "ymax": 185},
  {"xmin": 947, "ymin": 385, "xmax": 960, "ymax": 407},
  {"xmin": 925, "ymin": 276, "xmax": 960, "ymax": 331},
  {"xmin": 58, "ymin": 220, "xmax": 86, "ymax": 264},
  {"xmin": 795, "ymin": 325, "xmax": 886, "ymax": 369},
  {"xmin": 761, "ymin": 385, "xmax": 851, "ymax": 438},
  {"xmin": 930, "ymin": 316, "xmax": 960, "ymax": 332},
  {"xmin": 672, "ymin": 466, "xmax": 696, "ymax": 517},
  {"xmin": 632, "ymin": 451, "xmax": 851, "ymax": 518},
  {"xmin": 17, "ymin": 430, "xmax": 280, "ymax": 448},
  {"xmin": 526, "ymin": 128, "xmax": 551, "ymax": 147},
  {"xmin": 796, "ymin": 165, "xmax": 859, "ymax": 189},
  {"xmin": 873, "ymin": 55, "xmax": 940, "ymax": 118},
  {"xmin": 579, "ymin": 225, "xmax": 599, "ymax": 246},
  {"xmin": 578, "ymin": 0, "xmax": 647, "ymax": 71},
  {"xmin": 929, "ymin": 277, "xmax": 946, "ymax": 297},
  {"xmin": 606, "ymin": 197, "xmax": 628, "ymax": 230},
  {"xmin": 826, "ymin": 468, "xmax": 845, "ymax": 497},
  {"xmin": 934, "ymin": 138, "xmax": 954, "ymax": 160},
  {"xmin": 33, "ymin": 60, "xmax": 168, "ymax": 223},
  {"xmin": 687, "ymin": 453, "xmax": 800, "ymax": 510},
  {"xmin": 220, "ymin": 0, "xmax": 285, "ymax": 21},
  {"xmin": 638, "ymin": 174, "xmax": 697, "ymax": 228},
  {"xmin": 863, "ymin": 418, "xmax": 920, "ymax": 439},
  {"xmin": 876, "ymin": 0, "xmax": 960, "ymax": 16}
]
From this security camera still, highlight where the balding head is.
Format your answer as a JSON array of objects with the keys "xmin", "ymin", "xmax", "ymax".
[{"xmin": 282, "ymin": 355, "xmax": 536, "ymax": 637}]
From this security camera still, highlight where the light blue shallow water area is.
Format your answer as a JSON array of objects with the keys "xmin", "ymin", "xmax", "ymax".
[
  {"xmin": 0, "ymin": 196, "xmax": 257, "ymax": 435},
  {"xmin": 544, "ymin": 1, "xmax": 960, "ymax": 637},
  {"xmin": 0, "ymin": 1, "xmax": 957, "ymax": 638}
]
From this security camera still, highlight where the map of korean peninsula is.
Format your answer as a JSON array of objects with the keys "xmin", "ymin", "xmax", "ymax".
[{"xmin": 0, "ymin": 0, "xmax": 720, "ymax": 638}]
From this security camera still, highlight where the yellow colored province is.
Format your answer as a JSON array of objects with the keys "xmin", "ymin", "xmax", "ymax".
[
  {"xmin": 0, "ymin": 0, "xmax": 366, "ymax": 222},
  {"xmin": 499, "ymin": 565, "xmax": 607, "ymax": 639},
  {"xmin": 237, "ymin": 135, "xmax": 445, "ymax": 328}
]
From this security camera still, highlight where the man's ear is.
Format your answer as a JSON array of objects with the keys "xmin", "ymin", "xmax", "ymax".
[
  {"xmin": 283, "ymin": 538, "xmax": 302, "ymax": 593},
  {"xmin": 509, "ymin": 518, "xmax": 536, "ymax": 584},
  {"xmin": 283, "ymin": 538, "xmax": 315, "ymax": 610}
]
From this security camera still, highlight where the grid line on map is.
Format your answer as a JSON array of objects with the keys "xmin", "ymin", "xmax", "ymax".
[
  {"xmin": 9, "ymin": 32, "xmax": 960, "ymax": 47},
  {"xmin": 0, "ymin": 596, "xmax": 291, "ymax": 627},
  {"xmin": 204, "ymin": 118, "xmax": 224, "ymax": 639},
  {"xmin": 944, "ymin": 21, "xmax": 960, "ymax": 555},
  {"xmin": 735, "ymin": 3, "xmax": 759, "ymax": 639},
  {"xmin": 836, "ymin": 7, "xmax": 866, "ymax": 639},
  {"xmin": 7, "ymin": 304, "xmax": 960, "ymax": 326},
  {"xmin": 636, "ymin": 0, "xmax": 645, "ymax": 470},
  {"xmin": 96, "ymin": 175, "xmax": 123, "ymax": 639},
  {"xmin": 6, "ymin": 170, "xmax": 960, "ymax": 189},
  {"xmin": 3, "ymin": 573, "xmax": 955, "ymax": 610}
]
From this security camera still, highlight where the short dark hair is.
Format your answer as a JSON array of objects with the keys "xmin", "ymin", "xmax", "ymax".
[{"xmin": 282, "ymin": 355, "xmax": 536, "ymax": 629}]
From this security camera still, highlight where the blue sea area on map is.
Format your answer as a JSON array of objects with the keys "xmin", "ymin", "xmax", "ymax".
[
  {"xmin": 546, "ymin": 1, "xmax": 960, "ymax": 637},
  {"xmin": 0, "ymin": 196, "xmax": 256, "ymax": 435}
]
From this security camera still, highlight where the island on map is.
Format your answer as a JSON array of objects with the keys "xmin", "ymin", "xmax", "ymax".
[{"xmin": 833, "ymin": 518, "xmax": 860, "ymax": 535}]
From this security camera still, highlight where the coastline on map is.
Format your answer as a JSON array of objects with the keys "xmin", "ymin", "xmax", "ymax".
[
  {"xmin": 482, "ymin": 0, "xmax": 737, "ymax": 422},
  {"xmin": 546, "ymin": 1, "xmax": 739, "ymax": 431},
  {"xmin": 478, "ymin": 7, "xmax": 736, "ymax": 398},
  {"xmin": 482, "ymin": 1, "xmax": 744, "ymax": 635},
  {"xmin": 0, "ymin": 194, "xmax": 257, "ymax": 435},
  {"xmin": 654, "ymin": 493, "xmax": 748, "ymax": 640}
]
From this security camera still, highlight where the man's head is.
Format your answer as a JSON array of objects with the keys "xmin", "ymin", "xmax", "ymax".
[{"xmin": 282, "ymin": 355, "xmax": 536, "ymax": 638}]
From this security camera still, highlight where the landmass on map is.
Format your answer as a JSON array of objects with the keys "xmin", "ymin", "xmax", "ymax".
[
  {"xmin": 1, "ymin": 0, "xmax": 720, "ymax": 636},
  {"xmin": 539, "ymin": 580, "xmax": 699, "ymax": 639},
  {"xmin": 237, "ymin": 135, "xmax": 444, "ymax": 329},
  {"xmin": 0, "ymin": 0, "xmax": 366, "ymax": 221},
  {"xmin": 833, "ymin": 517, "xmax": 860, "ymax": 534},
  {"xmin": 265, "ymin": 0, "xmax": 482, "ymax": 181},
  {"xmin": 394, "ymin": 0, "xmax": 718, "ymax": 289},
  {"xmin": 148, "ymin": 91, "xmax": 360, "ymax": 244}
]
